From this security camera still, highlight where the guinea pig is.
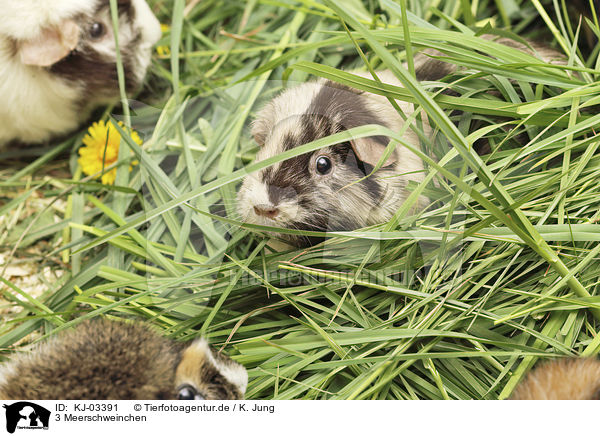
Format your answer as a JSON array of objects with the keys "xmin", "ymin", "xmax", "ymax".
[
  {"xmin": 0, "ymin": 318, "xmax": 248, "ymax": 400},
  {"xmin": 0, "ymin": 0, "xmax": 161, "ymax": 147},
  {"xmin": 510, "ymin": 358, "xmax": 600, "ymax": 400},
  {"xmin": 237, "ymin": 70, "xmax": 431, "ymax": 247},
  {"xmin": 414, "ymin": 35, "xmax": 565, "ymax": 82}
]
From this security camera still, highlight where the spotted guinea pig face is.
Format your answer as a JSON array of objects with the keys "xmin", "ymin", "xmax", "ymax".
[
  {"xmin": 237, "ymin": 113, "xmax": 389, "ymax": 246},
  {"xmin": 236, "ymin": 79, "xmax": 407, "ymax": 245},
  {"xmin": 50, "ymin": 0, "xmax": 161, "ymax": 101}
]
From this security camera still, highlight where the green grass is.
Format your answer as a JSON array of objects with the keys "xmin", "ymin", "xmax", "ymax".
[{"xmin": 1, "ymin": 0, "xmax": 600, "ymax": 400}]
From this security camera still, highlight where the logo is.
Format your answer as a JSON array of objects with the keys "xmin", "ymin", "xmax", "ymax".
[{"xmin": 2, "ymin": 402, "xmax": 50, "ymax": 434}]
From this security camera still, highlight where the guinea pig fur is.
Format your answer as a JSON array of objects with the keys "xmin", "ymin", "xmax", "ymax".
[
  {"xmin": 0, "ymin": 318, "xmax": 248, "ymax": 400},
  {"xmin": 510, "ymin": 358, "xmax": 600, "ymax": 400},
  {"xmin": 0, "ymin": 0, "xmax": 161, "ymax": 146},
  {"xmin": 237, "ymin": 70, "xmax": 431, "ymax": 247},
  {"xmin": 413, "ymin": 35, "xmax": 565, "ymax": 82}
]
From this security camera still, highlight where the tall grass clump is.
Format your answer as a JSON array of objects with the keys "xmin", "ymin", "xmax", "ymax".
[{"xmin": 1, "ymin": 0, "xmax": 600, "ymax": 399}]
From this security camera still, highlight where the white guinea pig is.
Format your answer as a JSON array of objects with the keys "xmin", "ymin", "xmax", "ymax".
[
  {"xmin": 237, "ymin": 70, "xmax": 431, "ymax": 247},
  {"xmin": 0, "ymin": 0, "xmax": 161, "ymax": 146}
]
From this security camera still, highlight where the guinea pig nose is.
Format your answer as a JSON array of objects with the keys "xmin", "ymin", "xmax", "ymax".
[{"xmin": 253, "ymin": 205, "xmax": 279, "ymax": 219}]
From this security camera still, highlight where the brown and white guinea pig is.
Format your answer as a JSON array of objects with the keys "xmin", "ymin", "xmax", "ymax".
[
  {"xmin": 237, "ymin": 70, "xmax": 431, "ymax": 247},
  {"xmin": 0, "ymin": 0, "xmax": 161, "ymax": 146},
  {"xmin": 0, "ymin": 318, "xmax": 248, "ymax": 400},
  {"xmin": 236, "ymin": 36, "xmax": 565, "ymax": 247},
  {"xmin": 510, "ymin": 358, "xmax": 600, "ymax": 400}
]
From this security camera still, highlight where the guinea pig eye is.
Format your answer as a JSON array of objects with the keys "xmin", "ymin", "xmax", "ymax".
[
  {"xmin": 177, "ymin": 384, "xmax": 205, "ymax": 400},
  {"xmin": 89, "ymin": 22, "xmax": 105, "ymax": 39},
  {"xmin": 315, "ymin": 156, "xmax": 332, "ymax": 175}
]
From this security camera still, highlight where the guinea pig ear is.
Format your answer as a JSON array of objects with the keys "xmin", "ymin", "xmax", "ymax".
[
  {"xmin": 350, "ymin": 137, "xmax": 397, "ymax": 168},
  {"xmin": 19, "ymin": 20, "xmax": 80, "ymax": 67},
  {"xmin": 251, "ymin": 119, "xmax": 269, "ymax": 146},
  {"xmin": 181, "ymin": 339, "xmax": 248, "ymax": 397},
  {"xmin": 251, "ymin": 102, "xmax": 276, "ymax": 146}
]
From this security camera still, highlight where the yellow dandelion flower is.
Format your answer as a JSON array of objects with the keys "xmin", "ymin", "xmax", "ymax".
[
  {"xmin": 156, "ymin": 45, "xmax": 171, "ymax": 56},
  {"xmin": 156, "ymin": 24, "xmax": 171, "ymax": 57},
  {"xmin": 78, "ymin": 120, "xmax": 142, "ymax": 185}
]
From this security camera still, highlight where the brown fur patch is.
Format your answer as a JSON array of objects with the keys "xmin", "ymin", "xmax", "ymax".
[
  {"xmin": 511, "ymin": 358, "xmax": 600, "ymax": 400},
  {"xmin": 0, "ymin": 319, "xmax": 246, "ymax": 400},
  {"xmin": 51, "ymin": 49, "xmax": 137, "ymax": 97},
  {"xmin": 3, "ymin": 37, "xmax": 18, "ymax": 59},
  {"xmin": 0, "ymin": 319, "xmax": 181, "ymax": 400}
]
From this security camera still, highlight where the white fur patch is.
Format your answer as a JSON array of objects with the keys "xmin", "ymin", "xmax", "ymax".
[
  {"xmin": 0, "ymin": 0, "xmax": 91, "ymax": 41},
  {"xmin": 192, "ymin": 339, "xmax": 248, "ymax": 395},
  {"xmin": 0, "ymin": 37, "xmax": 83, "ymax": 144},
  {"xmin": 132, "ymin": 0, "xmax": 162, "ymax": 47},
  {"xmin": 237, "ymin": 173, "xmax": 302, "ymax": 227},
  {"xmin": 131, "ymin": 0, "xmax": 161, "ymax": 84}
]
